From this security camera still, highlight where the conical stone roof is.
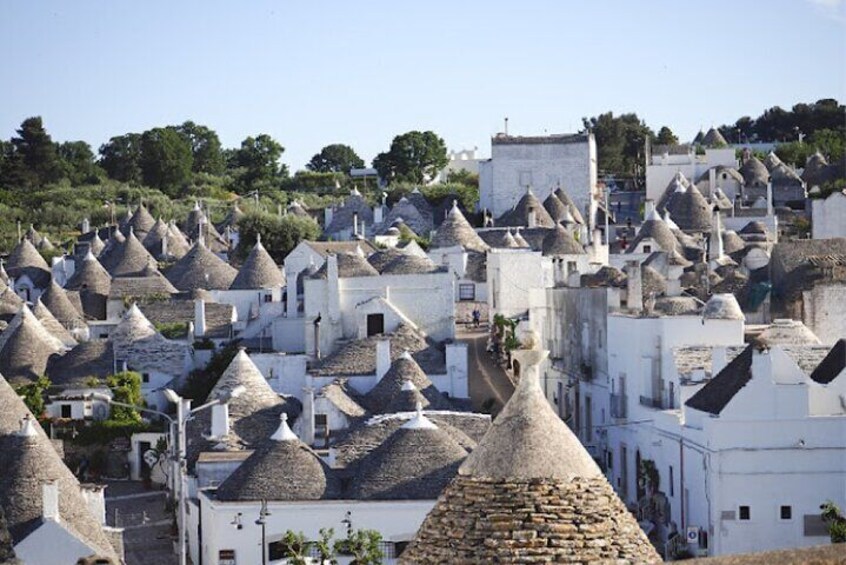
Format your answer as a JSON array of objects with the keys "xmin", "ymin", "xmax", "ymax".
[
  {"xmin": 230, "ymin": 238, "xmax": 285, "ymax": 290},
  {"xmin": 312, "ymin": 252, "xmax": 379, "ymax": 279},
  {"xmin": 89, "ymin": 233, "xmax": 106, "ymax": 257},
  {"xmin": 0, "ymin": 305, "xmax": 66, "ymax": 385},
  {"xmin": 404, "ymin": 347, "xmax": 660, "ymax": 563},
  {"xmin": 215, "ymin": 413, "xmax": 340, "ymax": 502},
  {"xmin": 31, "ymin": 299, "xmax": 77, "ymax": 347},
  {"xmin": 497, "ymin": 188, "xmax": 555, "ymax": 228},
  {"xmin": 349, "ymin": 407, "xmax": 468, "ymax": 500},
  {"xmin": 67, "ymin": 253, "xmax": 111, "ymax": 296},
  {"xmin": 701, "ymin": 127, "xmax": 728, "ymax": 147},
  {"xmin": 553, "ymin": 187, "xmax": 585, "ymax": 224},
  {"xmin": 0, "ymin": 264, "xmax": 9, "ymax": 285},
  {"xmin": 100, "ymin": 229, "xmax": 156, "ymax": 277},
  {"xmin": 382, "ymin": 380, "xmax": 433, "ymax": 413},
  {"xmin": 0, "ymin": 286, "xmax": 24, "ymax": 320},
  {"xmin": 380, "ymin": 254, "xmax": 441, "ymax": 275},
  {"xmin": 0, "ymin": 376, "xmax": 119, "ymax": 561},
  {"xmin": 626, "ymin": 217, "xmax": 682, "ymax": 255},
  {"xmin": 165, "ymin": 241, "xmax": 237, "ymax": 291},
  {"xmin": 740, "ymin": 156, "xmax": 769, "ymax": 188},
  {"xmin": 362, "ymin": 352, "xmax": 452, "ymax": 413},
  {"xmin": 666, "ymin": 184, "xmax": 713, "ymax": 232},
  {"xmin": 430, "ymin": 202, "xmax": 488, "ymax": 253},
  {"xmin": 39, "ymin": 280, "xmax": 85, "ymax": 330},
  {"xmin": 165, "ymin": 221, "xmax": 191, "ymax": 259},
  {"xmin": 142, "ymin": 218, "xmax": 169, "ymax": 256},
  {"xmin": 6, "ymin": 239, "xmax": 49, "ymax": 277},
  {"xmin": 542, "ymin": 193, "xmax": 569, "ymax": 223},
  {"xmin": 541, "ymin": 223, "xmax": 585, "ymax": 256},
  {"xmin": 124, "ymin": 203, "xmax": 156, "ymax": 240},
  {"xmin": 367, "ymin": 248, "xmax": 407, "ymax": 272}
]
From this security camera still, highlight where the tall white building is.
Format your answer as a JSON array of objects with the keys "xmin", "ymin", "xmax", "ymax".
[{"xmin": 479, "ymin": 133, "xmax": 597, "ymax": 220}]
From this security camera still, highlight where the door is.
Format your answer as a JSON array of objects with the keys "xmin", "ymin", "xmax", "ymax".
[
  {"xmin": 585, "ymin": 396, "xmax": 593, "ymax": 443},
  {"xmin": 61, "ymin": 404, "xmax": 72, "ymax": 418},
  {"xmin": 366, "ymin": 313, "xmax": 384, "ymax": 337},
  {"xmin": 620, "ymin": 445, "xmax": 629, "ymax": 500}
]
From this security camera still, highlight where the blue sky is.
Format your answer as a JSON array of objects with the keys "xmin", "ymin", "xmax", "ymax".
[{"xmin": 1, "ymin": 0, "xmax": 844, "ymax": 171}]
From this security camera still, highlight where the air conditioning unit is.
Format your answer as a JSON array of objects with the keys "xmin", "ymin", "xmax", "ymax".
[{"xmin": 686, "ymin": 526, "xmax": 700, "ymax": 545}]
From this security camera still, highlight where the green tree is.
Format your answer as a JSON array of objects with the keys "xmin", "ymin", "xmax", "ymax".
[
  {"xmin": 99, "ymin": 133, "xmax": 143, "ymax": 183},
  {"xmin": 581, "ymin": 112, "xmax": 654, "ymax": 184},
  {"xmin": 175, "ymin": 121, "xmax": 225, "ymax": 175},
  {"xmin": 373, "ymin": 130, "xmax": 448, "ymax": 184},
  {"xmin": 106, "ymin": 371, "xmax": 144, "ymax": 423},
  {"xmin": 821, "ymin": 501, "xmax": 846, "ymax": 543},
  {"xmin": 307, "ymin": 143, "xmax": 364, "ymax": 174},
  {"xmin": 233, "ymin": 134, "xmax": 287, "ymax": 191},
  {"xmin": 139, "ymin": 127, "xmax": 194, "ymax": 196},
  {"xmin": 655, "ymin": 126, "xmax": 678, "ymax": 146},
  {"xmin": 15, "ymin": 375, "xmax": 51, "ymax": 417},
  {"xmin": 58, "ymin": 141, "xmax": 102, "ymax": 185},
  {"xmin": 237, "ymin": 210, "xmax": 320, "ymax": 264},
  {"xmin": 446, "ymin": 168, "xmax": 479, "ymax": 188},
  {"xmin": 334, "ymin": 529, "xmax": 383, "ymax": 565},
  {"xmin": 277, "ymin": 531, "xmax": 309, "ymax": 564},
  {"xmin": 10, "ymin": 116, "xmax": 63, "ymax": 188}
]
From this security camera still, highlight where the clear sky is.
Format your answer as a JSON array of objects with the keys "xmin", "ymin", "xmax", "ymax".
[{"xmin": 1, "ymin": 0, "xmax": 844, "ymax": 171}]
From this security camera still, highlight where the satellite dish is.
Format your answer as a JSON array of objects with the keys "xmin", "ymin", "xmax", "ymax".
[{"xmin": 143, "ymin": 449, "xmax": 159, "ymax": 468}]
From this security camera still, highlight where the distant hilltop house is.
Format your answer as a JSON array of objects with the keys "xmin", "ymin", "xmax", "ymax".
[
  {"xmin": 435, "ymin": 147, "xmax": 483, "ymax": 183},
  {"xmin": 479, "ymin": 132, "xmax": 598, "ymax": 223}
]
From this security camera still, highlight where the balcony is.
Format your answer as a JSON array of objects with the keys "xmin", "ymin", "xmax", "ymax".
[{"xmin": 610, "ymin": 393, "xmax": 627, "ymax": 419}]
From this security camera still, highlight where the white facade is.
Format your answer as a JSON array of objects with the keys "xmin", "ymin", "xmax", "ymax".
[
  {"xmin": 486, "ymin": 249, "xmax": 554, "ymax": 320},
  {"xmin": 646, "ymin": 148, "xmax": 736, "ymax": 204},
  {"xmin": 479, "ymin": 133, "xmax": 597, "ymax": 219},
  {"xmin": 436, "ymin": 147, "xmax": 483, "ymax": 183},
  {"xmin": 812, "ymin": 190, "xmax": 846, "ymax": 239}
]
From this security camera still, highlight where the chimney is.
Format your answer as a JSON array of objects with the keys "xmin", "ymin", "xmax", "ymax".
[
  {"xmin": 42, "ymin": 481, "xmax": 60, "ymax": 522},
  {"xmin": 352, "ymin": 212, "xmax": 359, "ymax": 237},
  {"xmin": 373, "ymin": 205, "xmax": 383, "ymax": 225},
  {"xmin": 161, "ymin": 234, "xmax": 168, "ymax": 259},
  {"xmin": 302, "ymin": 386, "xmax": 315, "ymax": 446},
  {"xmin": 626, "ymin": 260, "xmax": 643, "ymax": 312},
  {"xmin": 210, "ymin": 402, "xmax": 229, "ymax": 438},
  {"xmin": 324, "ymin": 207, "xmax": 334, "ymax": 228},
  {"xmin": 711, "ymin": 346, "xmax": 728, "ymax": 377},
  {"xmin": 528, "ymin": 208, "xmax": 537, "ymax": 228},
  {"xmin": 567, "ymin": 269, "xmax": 581, "ymax": 288},
  {"xmin": 376, "ymin": 339, "xmax": 391, "ymax": 380},
  {"xmin": 592, "ymin": 229, "xmax": 603, "ymax": 253},
  {"xmin": 710, "ymin": 210, "xmax": 724, "ymax": 261},
  {"xmin": 187, "ymin": 321, "xmax": 195, "ymax": 344},
  {"xmin": 644, "ymin": 200, "xmax": 656, "ymax": 220},
  {"xmin": 194, "ymin": 298, "xmax": 206, "ymax": 338},
  {"xmin": 81, "ymin": 217, "xmax": 90, "ymax": 234},
  {"xmin": 709, "ymin": 167, "xmax": 717, "ymax": 197}
]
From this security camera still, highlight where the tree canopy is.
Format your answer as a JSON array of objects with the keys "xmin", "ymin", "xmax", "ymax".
[
  {"xmin": 6, "ymin": 117, "xmax": 63, "ymax": 188},
  {"xmin": 306, "ymin": 143, "xmax": 364, "ymax": 173},
  {"xmin": 139, "ymin": 127, "xmax": 194, "ymax": 196},
  {"xmin": 236, "ymin": 210, "xmax": 320, "ymax": 263},
  {"xmin": 655, "ymin": 126, "xmax": 678, "ymax": 146},
  {"xmin": 718, "ymin": 99, "xmax": 845, "ymax": 143},
  {"xmin": 581, "ymin": 112, "xmax": 654, "ymax": 184},
  {"xmin": 232, "ymin": 133, "xmax": 288, "ymax": 192},
  {"xmin": 373, "ymin": 130, "xmax": 448, "ymax": 184}
]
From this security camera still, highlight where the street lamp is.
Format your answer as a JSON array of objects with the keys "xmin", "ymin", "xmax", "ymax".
[
  {"xmin": 93, "ymin": 384, "xmax": 245, "ymax": 565},
  {"xmin": 256, "ymin": 499, "xmax": 272, "ymax": 565}
]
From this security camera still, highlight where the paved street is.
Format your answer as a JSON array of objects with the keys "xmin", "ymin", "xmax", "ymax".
[
  {"xmin": 457, "ymin": 325, "xmax": 515, "ymax": 416},
  {"xmin": 105, "ymin": 481, "xmax": 176, "ymax": 565}
]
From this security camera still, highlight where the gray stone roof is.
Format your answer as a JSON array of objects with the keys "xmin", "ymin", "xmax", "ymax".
[
  {"xmin": 722, "ymin": 230, "xmax": 746, "ymax": 254},
  {"xmin": 496, "ymin": 188, "xmax": 556, "ymax": 228},
  {"xmin": 703, "ymin": 293, "xmax": 744, "ymax": 320},
  {"xmin": 139, "ymin": 300, "xmax": 234, "ymax": 339},
  {"xmin": 626, "ymin": 218, "xmax": 682, "ymax": 255},
  {"xmin": 672, "ymin": 346, "xmax": 745, "ymax": 380},
  {"xmin": 348, "ymin": 412, "xmax": 468, "ymax": 500},
  {"xmin": 0, "ymin": 375, "xmax": 119, "ymax": 560},
  {"xmin": 230, "ymin": 239, "xmax": 285, "ymax": 290},
  {"xmin": 701, "ymin": 127, "xmax": 728, "ymax": 147},
  {"xmin": 31, "ymin": 300, "xmax": 77, "ymax": 348},
  {"xmin": 38, "ymin": 281, "xmax": 85, "ymax": 330},
  {"xmin": 378, "ymin": 197, "xmax": 433, "ymax": 236},
  {"xmin": 542, "ymin": 193, "xmax": 568, "ymax": 223},
  {"xmin": 740, "ymin": 156, "xmax": 769, "ymax": 188},
  {"xmin": 429, "ymin": 202, "xmax": 488, "ymax": 253},
  {"xmin": 404, "ymin": 348, "xmax": 660, "ymax": 563},
  {"xmin": 366, "ymin": 248, "xmax": 407, "ymax": 272},
  {"xmin": 311, "ymin": 252, "xmax": 380, "ymax": 279},
  {"xmin": 770, "ymin": 163, "xmax": 803, "ymax": 186},
  {"xmin": 110, "ymin": 304, "xmax": 188, "ymax": 377},
  {"xmin": 581, "ymin": 265, "xmax": 626, "ymax": 288},
  {"xmin": 313, "ymin": 324, "xmax": 446, "ymax": 377},
  {"xmin": 640, "ymin": 265, "xmax": 668, "ymax": 300},
  {"xmin": 165, "ymin": 221, "xmax": 191, "ymax": 259},
  {"xmin": 541, "ymin": 223, "xmax": 585, "ymax": 256},
  {"xmin": 108, "ymin": 273, "xmax": 178, "ymax": 300},
  {"xmin": 0, "ymin": 306, "xmax": 66, "ymax": 386},
  {"xmin": 304, "ymin": 240, "xmax": 378, "ymax": 258},
  {"xmin": 187, "ymin": 350, "xmax": 301, "ymax": 467},
  {"xmin": 756, "ymin": 319, "xmax": 821, "ymax": 346},
  {"xmin": 666, "ymin": 184, "xmax": 713, "ymax": 232},
  {"xmin": 325, "ymin": 191, "xmax": 374, "ymax": 235},
  {"xmin": 6, "ymin": 239, "xmax": 49, "ymax": 280},
  {"xmin": 553, "ymin": 187, "xmax": 585, "ymax": 224},
  {"xmin": 99, "ymin": 229, "xmax": 156, "ymax": 277},
  {"xmin": 380, "ymin": 254, "xmax": 443, "ymax": 275},
  {"xmin": 653, "ymin": 296, "xmax": 701, "ymax": 316},
  {"xmin": 123, "ymin": 204, "xmax": 156, "ymax": 241},
  {"xmin": 216, "ymin": 414, "xmax": 340, "ymax": 501},
  {"xmin": 317, "ymin": 379, "xmax": 367, "ymax": 419},
  {"xmin": 66, "ymin": 253, "xmax": 111, "ymax": 298},
  {"xmin": 0, "ymin": 287, "xmax": 23, "ymax": 321},
  {"xmin": 491, "ymin": 133, "xmax": 589, "ymax": 145},
  {"xmin": 218, "ymin": 203, "xmax": 245, "ymax": 231},
  {"xmin": 46, "ymin": 340, "xmax": 114, "ymax": 388},
  {"xmin": 361, "ymin": 353, "xmax": 453, "ymax": 413},
  {"xmin": 165, "ymin": 241, "xmax": 238, "ymax": 291}
]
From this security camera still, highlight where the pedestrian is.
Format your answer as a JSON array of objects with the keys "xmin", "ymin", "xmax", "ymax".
[{"xmin": 472, "ymin": 307, "xmax": 481, "ymax": 328}]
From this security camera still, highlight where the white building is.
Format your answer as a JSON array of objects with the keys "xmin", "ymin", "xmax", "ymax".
[
  {"xmin": 479, "ymin": 133, "xmax": 597, "ymax": 220},
  {"xmin": 436, "ymin": 147, "xmax": 483, "ymax": 183},
  {"xmin": 812, "ymin": 190, "xmax": 846, "ymax": 239},
  {"xmin": 646, "ymin": 146, "xmax": 737, "ymax": 204}
]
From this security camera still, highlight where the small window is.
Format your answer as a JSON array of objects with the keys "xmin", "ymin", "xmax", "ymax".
[
  {"xmin": 218, "ymin": 549, "xmax": 236, "ymax": 565},
  {"xmin": 263, "ymin": 294, "xmax": 272, "ymax": 303},
  {"xmin": 739, "ymin": 506, "xmax": 751, "ymax": 520},
  {"xmin": 780, "ymin": 505, "xmax": 792, "ymax": 520},
  {"xmin": 142, "ymin": 373, "xmax": 150, "ymax": 384},
  {"xmin": 606, "ymin": 450, "xmax": 613, "ymax": 470},
  {"xmin": 458, "ymin": 283, "xmax": 476, "ymax": 301},
  {"xmin": 643, "ymin": 245, "xmax": 652, "ymax": 253},
  {"xmin": 268, "ymin": 541, "xmax": 285, "ymax": 561},
  {"xmin": 61, "ymin": 404, "xmax": 72, "ymax": 419}
]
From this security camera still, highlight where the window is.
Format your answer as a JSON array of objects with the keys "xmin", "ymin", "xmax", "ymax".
[
  {"xmin": 669, "ymin": 466, "xmax": 674, "ymax": 497},
  {"xmin": 458, "ymin": 283, "xmax": 476, "ymax": 301},
  {"xmin": 315, "ymin": 414, "xmax": 329, "ymax": 447},
  {"xmin": 366, "ymin": 313, "xmax": 384, "ymax": 337},
  {"xmin": 263, "ymin": 293, "xmax": 272, "ymax": 303},
  {"xmin": 142, "ymin": 373, "xmax": 150, "ymax": 384},
  {"xmin": 739, "ymin": 506, "xmax": 751, "ymax": 520},
  {"xmin": 61, "ymin": 404, "xmax": 72, "ymax": 418},
  {"xmin": 606, "ymin": 450, "xmax": 613, "ymax": 470},
  {"xmin": 268, "ymin": 541, "xmax": 286, "ymax": 561},
  {"xmin": 218, "ymin": 549, "xmax": 236, "ymax": 565},
  {"xmin": 643, "ymin": 245, "xmax": 652, "ymax": 253},
  {"xmin": 780, "ymin": 505, "xmax": 792, "ymax": 520}
]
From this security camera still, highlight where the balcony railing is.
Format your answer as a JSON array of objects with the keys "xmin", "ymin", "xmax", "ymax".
[{"xmin": 610, "ymin": 393, "xmax": 627, "ymax": 419}]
